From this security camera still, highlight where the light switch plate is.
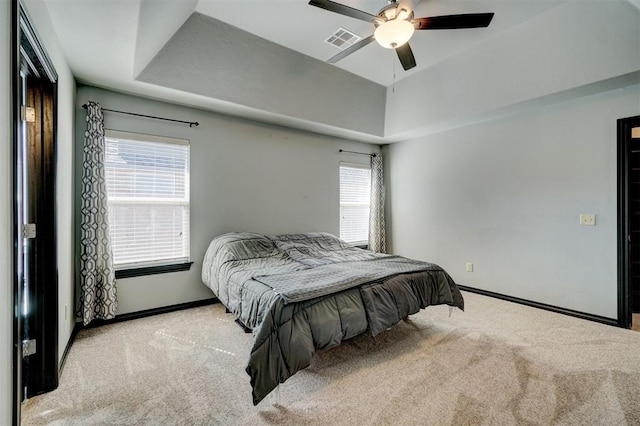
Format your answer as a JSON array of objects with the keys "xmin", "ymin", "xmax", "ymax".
[
  {"xmin": 466, "ymin": 262, "xmax": 474, "ymax": 272},
  {"xmin": 579, "ymin": 214, "xmax": 596, "ymax": 226}
]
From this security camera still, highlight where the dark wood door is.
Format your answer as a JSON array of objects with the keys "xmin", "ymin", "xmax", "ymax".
[
  {"xmin": 630, "ymin": 151, "xmax": 640, "ymax": 311},
  {"xmin": 21, "ymin": 74, "xmax": 59, "ymax": 398},
  {"xmin": 619, "ymin": 115, "xmax": 640, "ymax": 329},
  {"xmin": 629, "ymin": 125, "xmax": 640, "ymax": 313}
]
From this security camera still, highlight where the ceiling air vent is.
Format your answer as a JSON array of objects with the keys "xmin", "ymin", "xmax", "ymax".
[{"xmin": 325, "ymin": 27, "xmax": 362, "ymax": 50}]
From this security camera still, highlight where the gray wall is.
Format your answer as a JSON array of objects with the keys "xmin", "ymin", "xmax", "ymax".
[
  {"xmin": 138, "ymin": 12, "xmax": 386, "ymax": 138},
  {"xmin": 386, "ymin": 85, "xmax": 640, "ymax": 319},
  {"xmin": 76, "ymin": 85, "xmax": 378, "ymax": 315}
]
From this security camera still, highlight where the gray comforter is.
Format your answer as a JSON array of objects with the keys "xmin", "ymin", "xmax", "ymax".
[{"xmin": 201, "ymin": 232, "xmax": 464, "ymax": 405}]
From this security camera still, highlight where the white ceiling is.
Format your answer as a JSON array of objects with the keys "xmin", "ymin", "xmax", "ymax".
[
  {"xmin": 194, "ymin": 0, "xmax": 562, "ymax": 86},
  {"xmin": 42, "ymin": 0, "xmax": 640, "ymax": 142}
]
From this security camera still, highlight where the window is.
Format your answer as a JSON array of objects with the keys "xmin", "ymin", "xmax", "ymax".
[
  {"xmin": 104, "ymin": 130, "xmax": 190, "ymax": 273},
  {"xmin": 339, "ymin": 163, "xmax": 371, "ymax": 246}
]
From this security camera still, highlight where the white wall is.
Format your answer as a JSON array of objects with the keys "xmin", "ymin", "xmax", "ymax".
[
  {"xmin": 22, "ymin": 0, "xmax": 76, "ymax": 365},
  {"xmin": 76, "ymin": 85, "xmax": 379, "ymax": 315},
  {"xmin": 1, "ymin": 1, "xmax": 14, "ymax": 424},
  {"xmin": 386, "ymin": 85, "xmax": 640, "ymax": 319}
]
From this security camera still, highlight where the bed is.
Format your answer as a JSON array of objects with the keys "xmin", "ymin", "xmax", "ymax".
[{"xmin": 201, "ymin": 232, "xmax": 464, "ymax": 405}]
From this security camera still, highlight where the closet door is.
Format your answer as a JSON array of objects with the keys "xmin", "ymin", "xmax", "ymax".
[
  {"xmin": 618, "ymin": 115, "xmax": 640, "ymax": 329},
  {"xmin": 20, "ymin": 72, "xmax": 59, "ymax": 398},
  {"xmin": 629, "ymin": 125, "xmax": 640, "ymax": 314}
]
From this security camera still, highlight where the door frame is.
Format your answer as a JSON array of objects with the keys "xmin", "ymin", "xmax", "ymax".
[
  {"xmin": 12, "ymin": 2, "xmax": 59, "ymax": 424},
  {"xmin": 617, "ymin": 115, "xmax": 640, "ymax": 329},
  {"xmin": 11, "ymin": 0, "xmax": 21, "ymax": 423}
]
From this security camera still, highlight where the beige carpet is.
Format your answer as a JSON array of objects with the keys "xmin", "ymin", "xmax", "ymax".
[{"xmin": 22, "ymin": 292, "xmax": 640, "ymax": 425}]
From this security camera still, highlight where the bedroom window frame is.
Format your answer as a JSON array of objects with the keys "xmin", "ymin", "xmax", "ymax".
[
  {"xmin": 339, "ymin": 161, "xmax": 371, "ymax": 247},
  {"xmin": 103, "ymin": 129, "xmax": 192, "ymax": 278}
]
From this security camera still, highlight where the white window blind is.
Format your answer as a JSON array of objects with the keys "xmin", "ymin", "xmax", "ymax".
[
  {"xmin": 339, "ymin": 163, "xmax": 371, "ymax": 245},
  {"xmin": 104, "ymin": 130, "xmax": 190, "ymax": 269}
]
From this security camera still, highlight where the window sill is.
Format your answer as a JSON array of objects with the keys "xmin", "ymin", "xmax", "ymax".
[{"xmin": 115, "ymin": 262, "xmax": 193, "ymax": 279}]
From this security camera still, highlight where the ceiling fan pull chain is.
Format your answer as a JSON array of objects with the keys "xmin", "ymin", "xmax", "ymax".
[{"xmin": 392, "ymin": 59, "xmax": 396, "ymax": 94}]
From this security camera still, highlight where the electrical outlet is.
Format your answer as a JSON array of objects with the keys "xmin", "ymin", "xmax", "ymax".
[
  {"xmin": 64, "ymin": 304, "xmax": 68, "ymax": 320},
  {"xmin": 579, "ymin": 214, "xmax": 596, "ymax": 226},
  {"xmin": 466, "ymin": 262, "xmax": 474, "ymax": 272}
]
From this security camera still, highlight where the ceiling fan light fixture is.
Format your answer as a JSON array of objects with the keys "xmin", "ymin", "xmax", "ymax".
[
  {"xmin": 374, "ymin": 19, "xmax": 415, "ymax": 49},
  {"xmin": 396, "ymin": 8, "xmax": 411, "ymax": 21}
]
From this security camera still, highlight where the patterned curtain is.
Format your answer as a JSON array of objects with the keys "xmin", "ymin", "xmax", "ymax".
[
  {"xmin": 368, "ymin": 153, "xmax": 386, "ymax": 253},
  {"xmin": 79, "ymin": 101, "xmax": 117, "ymax": 325}
]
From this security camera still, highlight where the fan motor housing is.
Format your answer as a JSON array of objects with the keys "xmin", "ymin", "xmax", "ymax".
[{"xmin": 375, "ymin": 2, "xmax": 414, "ymax": 26}]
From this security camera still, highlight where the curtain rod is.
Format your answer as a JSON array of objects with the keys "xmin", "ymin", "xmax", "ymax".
[
  {"xmin": 339, "ymin": 149, "xmax": 377, "ymax": 157},
  {"xmin": 82, "ymin": 103, "xmax": 199, "ymax": 127}
]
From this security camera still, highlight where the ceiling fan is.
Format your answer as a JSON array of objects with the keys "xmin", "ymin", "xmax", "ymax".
[{"xmin": 309, "ymin": 0, "xmax": 494, "ymax": 71}]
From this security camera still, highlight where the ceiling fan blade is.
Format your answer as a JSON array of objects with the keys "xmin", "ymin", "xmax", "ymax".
[
  {"xmin": 395, "ymin": 43, "xmax": 417, "ymax": 71},
  {"xmin": 413, "ymin": 13, "xmax": 494, "ymax": 30},
  {"xmin": 309, "ymin": 0, "xmax": 378, "ymax": 23},
  {"xmin": 327, "ymin": 34, "xmax": 375, "ymax": 63}
]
